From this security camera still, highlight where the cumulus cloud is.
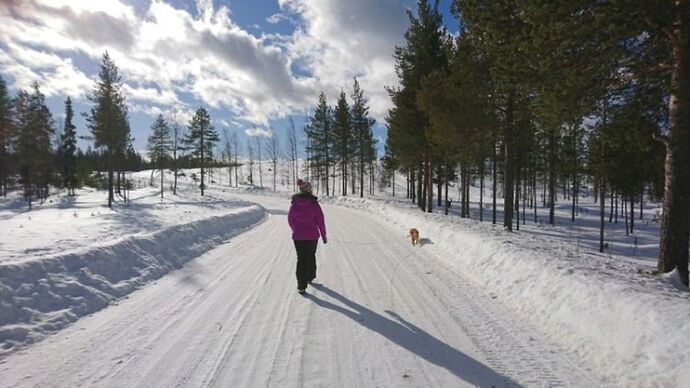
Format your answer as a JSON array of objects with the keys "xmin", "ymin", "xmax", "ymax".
[
  {"xmin": 0, "ymin": 43, "xmax": 92, "ymax": 98},
  {"xmin": 0, "ymin": 0, "xmax": 409, "ymax": 126},
  {"xmin": 278, "ymin": 0, "xmax": 408, "ymax": 121}
]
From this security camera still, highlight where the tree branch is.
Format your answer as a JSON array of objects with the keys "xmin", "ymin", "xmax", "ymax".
[
  {"xmin": 644, "ymin": 17, "xmax": 679, "ymax": 46},
  {"xmin": 653, "ymin": 133, "xmax": 669, "ymax": 147}
]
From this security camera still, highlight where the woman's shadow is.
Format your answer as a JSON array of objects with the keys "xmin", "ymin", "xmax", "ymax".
[{"xmin": 306, "ymin": 284, "xmax": 518, "ymax": 387}]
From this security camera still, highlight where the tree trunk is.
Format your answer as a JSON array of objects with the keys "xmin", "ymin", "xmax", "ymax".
[
  {"xmin": 522, "ymin": 172, "xmax": 526, "ymax": 225},
  {"xmin": 200, "ymin": 123, "xmax": 205, "ymax": 196},
  {"xmin": 417, "ymin": 164, "xmax": 424, "ymax": 211},
  {"xmin": 444, "ymin": 171, "xmax": 449, "ymax": 215},
  {"xmin": 630, "ymin": 196, "xmax": 634, "ymax": 233},
  {"xmin": 658, "ymin": 2, "xmax": 690, "ymax": 286},
  {"xmin": 479, "ymin": 161, "xmax": 484, "ymax": 222},
  {"xmin": 533, "ymin": 170, "xmax": 538, "ymax": 223},
  {"xmin": 426, "ymin": 150, "xmax": 434, "ymax": 213},
  {"xmin": 599, "ymin": 178, "xmax": 606, "ymax": 253},
  {"xmin": 107, "ymin": 151, "xmax": 113, "ymax": 208},
  {"xmin": 460, "ymin": 165, "xmax": 466, "ymax": 218},
  {"xmin": 504, "ymin": 93, "xmax": 515, "ymax": 231},
  {"xmin": 571, "ymin": 175, "xmax": 577, "ymax": 222},
  {"xmin": 437, "ymin": 165, "xmax": 443, "ymax": 208},
  {"xmin": 492, "ymin": 139, "xmax": 497, "ymax": 225},
  {"xmin": 548, "ymin": 129, "xmax": 556, "ymax": 225},
  {"xmin": 411, "ymin": 169, "xmax": 416, "ymax": 203},
  {"xmin": 392, "ymin": 169, "xmax": 396, "ymax": 197},
  {"xmin": 624, "ymin": 194, "xmax": 629, "ymax": 236},
  {"xmin": 515, "ymin": 168, "xmax": 520, "ymax": 231},
  {"xmin": 640, "ymin": 187, "xmax": 644, "ymax": 220},
  {"xmin": 160, "ymin": 163, "xmax": 164, "ymax": 199}
]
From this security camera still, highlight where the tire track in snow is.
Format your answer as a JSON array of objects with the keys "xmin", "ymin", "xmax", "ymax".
[
  {"xmin": 202, "ymin": 223, "xmax": 289, "ymax": 387},
  {"xmin": 357, "ymin": 206, "xmax": 595, "ymax": 387},
  {"xmin": 342, "ymin": 209, "xmax": 479, "ymax": 387},
  {"xmin": 100, "ymin": 218, "xmax": 276, "ymax": 386},
  {"xmin": 327, "ymin": 204, "xmax": 596, "ymax": 387},
  {"xmin": 177, "ymin": 241, "xmax": 289, "ymax": 387}
]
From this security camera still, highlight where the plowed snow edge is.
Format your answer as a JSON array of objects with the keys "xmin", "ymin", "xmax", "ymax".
[{"xmin": 0, "ymin": 204, "xmax": 267, "ymax": 357}]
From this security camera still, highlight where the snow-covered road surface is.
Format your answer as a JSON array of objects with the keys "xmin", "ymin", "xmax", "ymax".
[{"xmin": 0, "ymin": 196, "xmax": 596, "ymax": 387}]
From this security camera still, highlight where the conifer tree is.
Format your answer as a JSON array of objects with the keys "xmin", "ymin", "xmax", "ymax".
[
  {"xmin": 386, "ymin": 0, "xmax": 449, "ymax": 212},
  {"xmin": 351, "ymin": 78, "xmax": 376, "ymax": 198},
  {"xmin": 85, "ymin": 52, "xmax": 130, "ymax": 208},
  {"xmin": 169, "ymin": 109, "xmax": 184, "ymax": 195},
  {"xmin": 60, "ymin": 97, "xmax": 78, "ymax": 195},
  {"xmin": 516, "ymin": 0, "xmax": 689, "ymax": 284},
  {"xmin": 147, "ymin": 114, "xmax": 172, "ymax": 198},
  {"xmin": 0, "ymin": 76, "xmax": 12, "ymax": 197},
  {"xmin": 17, "ymin": 83, "xmax": 54, "ymax": 209},
  {"xmin": 286, "ymin": 116, "xmax": 299, "ymax": 190},
  {"xmin": 184, "ymin": 107, "xmax": 218, "ymax": 196},
  {"xmin": 332, "ymin": 89, "xmax": 352, "ymax": 196},
  {"xmin": 305, "ymin": 92, "xmax": 333, "ymax": 195}
]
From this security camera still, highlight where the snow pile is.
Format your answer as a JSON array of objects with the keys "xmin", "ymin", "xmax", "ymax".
[
  {"xmin": 0, "ymin": 204, "xmax": 266, "ymax": 356},
  {"xmin": 328, "ymin": 196, "xmax": 690, "ymax": 386}
]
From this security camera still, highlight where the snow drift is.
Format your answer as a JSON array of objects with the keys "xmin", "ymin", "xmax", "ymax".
[
  {"xmin": 328, "ymin": 196, "xmax": 690, "ymax": 386},
  {"xmin": 0, "ymin": 204, "xmax": 266, "ymax": 356}
]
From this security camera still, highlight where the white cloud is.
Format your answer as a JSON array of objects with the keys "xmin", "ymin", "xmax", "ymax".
[
  {"xmin": 244, "ymin": 127, "xmax": 272, "ymax": 138},
  {"xmin": 266, "ymin": 13, "xmax": 288, "ymax": 24},
  {"xmin": 123, "ymin": 84, "xmax": 181, "ymax": 106},
  {"xmin": 0, "ymin": 0, "xmax": 409, "ymax": 125},
  {"xmin": 0, "ymin": 44, "xmax": 92, "ymax": 98},
  {"xmin": 278, "ymin": 0, "xmax": 408, "ymax": 121}
]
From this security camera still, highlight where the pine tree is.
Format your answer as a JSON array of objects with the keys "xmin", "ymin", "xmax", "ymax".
[
  {"xmin": 85, "ymin": 52, "xmax": 130, "ymax": 208},
  {"xmin": 381, "ymin": 132, "xmax": 399, "ymax": 196},
  {"xmin": 516, "ymin": 0, "xmax": 689, "ymax": 284},
  {"xmin": 147, "ymin": 114, "xmax": 172, "ymax": 199},
  {"xmin": 332, "ymin": 89, "xmax": 352, "ymax": 196},
  {"xmin": 305, "ymin": 92, "xmax": 333, "ymax": 195},
  {"xmin": 351, "ymin": 78, "xmax": 376, "ymax": 198},
  {"xmin": 169, "ymin": 108, "xmax": 184, "ymax": 195},
  {"xmin": 60, "ymin": 97, "xmax": 78, "ymax": 195},
  {"xmin": 17, "ymin": 83, "xmax": 54, "ymax": 209},
  {"xmin": 286, "ymin": 116, "xmax": 299, "ymax": 190},
  {"xmin": 0, "ymin": 76, "xmax": 12, "ymax": 197},
  {"xmin": 184, "ymin": 107, "xmax": 218, "ymax": 196},
  {"xmin": 386, "ymin": 0, "xmax": 449, "ymax": 213}
]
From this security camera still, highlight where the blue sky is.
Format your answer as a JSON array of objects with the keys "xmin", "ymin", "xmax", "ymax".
[{"xmin": 0, "ymin": 0, "xmax": 458, "ymax": 157}]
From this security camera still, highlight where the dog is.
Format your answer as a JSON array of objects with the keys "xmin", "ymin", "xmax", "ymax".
[{"xmin": 407, "ymin": 228, "xmax": 420, "ymax": 247}]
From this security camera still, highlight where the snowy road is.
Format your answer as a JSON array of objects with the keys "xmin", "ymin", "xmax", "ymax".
[{"xmin": 0, "ymin": 195, "xmax": 597, "ymax": 387}]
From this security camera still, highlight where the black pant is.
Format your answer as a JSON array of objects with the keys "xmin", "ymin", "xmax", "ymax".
[{"xmin": 294, "ymin": 240, "xmax": 318, "ymax": 289}]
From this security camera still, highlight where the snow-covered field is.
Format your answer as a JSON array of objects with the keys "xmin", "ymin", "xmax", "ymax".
[
  {"xmin": 0, "ymin": 165, "xmax": 688, "ymax": 387},
  {"xmin": 0, "ymin": 171, "xmax": 266, "ymax": 356}
]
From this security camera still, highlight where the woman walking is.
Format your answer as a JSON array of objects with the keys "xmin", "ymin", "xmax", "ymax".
[{"xmin": 288, "ymin": 179, "xmax": 327, "ymax": 294}]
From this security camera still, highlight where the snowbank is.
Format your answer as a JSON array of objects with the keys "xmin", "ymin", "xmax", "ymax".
[
  {"xmin": 0, "ymin": 204, "xmax": 266, "ymax": 357},
  {"xmin": 327, "ymin": 196, "xmax": 690, "ymax": 386}
]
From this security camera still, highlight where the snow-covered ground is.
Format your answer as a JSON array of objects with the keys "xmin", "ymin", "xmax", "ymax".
[
  {"xmin": 0, "ymin": 194, "xmax": 596, "ymax": 387},
  {"xmin": 0, "ymin": 172, "xmax": 257, "ymax": 264},
  {"xmin": 0, "ymin": 165, "xmax": 688, "ymax": 386},
  {"xmin": 0, "ymin": 171, "xmax": 266, "ymax": 356}
]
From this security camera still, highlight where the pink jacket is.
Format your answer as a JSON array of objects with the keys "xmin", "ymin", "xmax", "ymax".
[{"xmin": 288, "ymin": 193, "xmax": 327, "ymax": 241}]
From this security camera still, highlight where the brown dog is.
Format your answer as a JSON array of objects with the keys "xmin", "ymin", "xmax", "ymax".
[{"xmin": 408, "ymin": 228, "xmax": 420, "ymax": 246}]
